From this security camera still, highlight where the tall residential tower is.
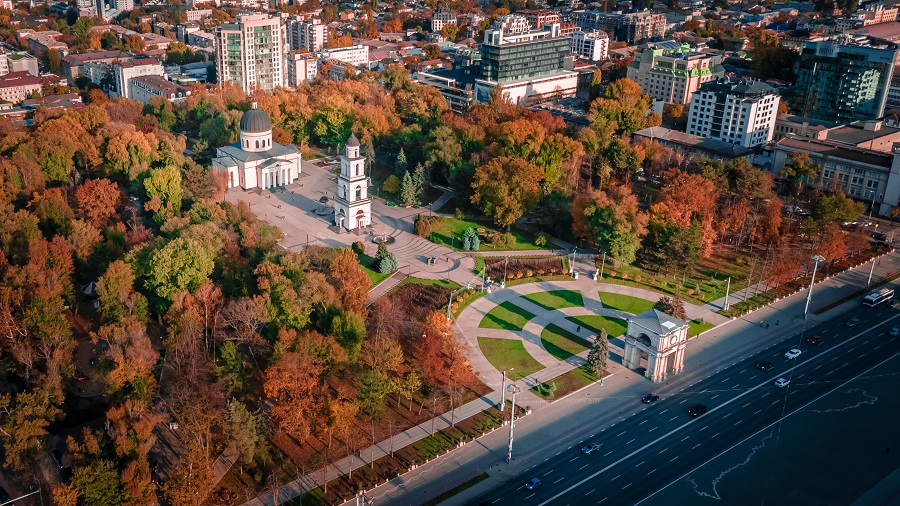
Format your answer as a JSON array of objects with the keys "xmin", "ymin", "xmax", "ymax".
[{"xmin": 215, "ymin": 14, "xmax": 286, "ymax": 93}]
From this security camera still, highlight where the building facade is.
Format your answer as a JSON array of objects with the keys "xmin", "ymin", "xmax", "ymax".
[
  {"xmin": 627, "ymin": 41, "xmax": 724, "ymax": 105},
  {"xmin": 287, "ymin": 51, "xmax": 319, "ymax": 86},
  {"xmin": 113, "ymin": 57, "xmax": 165, "ymax": 99},
  {"xmin": 837, "ymin": 4, "xmax": 898, "ymax": 31},
  {"xmin": 215, "ymin": 14, "xmax": 286, "ymax": 93},
  {"xmin": 431, "ymin": 9, "xmax": 457, "ymax": 33},
  {"xmin": 569, "ymin": 9, "xmax": 665, "ymax": 45},
  {"xmin": 480, "ymin": 15, "xmax": 572, "ymax": 82},
  {"xmin": 792, "ymin": 38, "xmax": 898, "ymax": 123},
  {"xmin": 571, "ymin": 29, "xmax": 609, "ymax": 61},
  {"xmin": 317, "ymin": 45, "xmax": 369, "ymax": 68},
  {"xmin": 687, "ymin": 77, "xmax": 780, "ymax": 148},
  {"xmin": 129, "ymin": 75, "xmax": 190, "ymax": 104},
  {"xmin": 333, "ymin": 133, "xmax": 372, "ymax": 231},
  {"xmin": 286, "ymin": 16, "xmax": 327, "ymax": 52},
  {"xmin": 0, "ymin": 51, "xmax": 38, "ymax": 77},
  {"xmin": 212, "ymin": 103, "xmax": 302, "ymax": 191}
]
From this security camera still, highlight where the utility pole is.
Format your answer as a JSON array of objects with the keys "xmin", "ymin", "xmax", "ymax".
[
  {"xmin": 723, "ymin": 277, "xmax": 731, "ymax": 311},
  {"xmin": 599, "ymin": 252, "xmax": 606, "ymax": 280},
  {"xmin": 868, "ymin": 259, "xmax": 877, "ymax": 287},
  {"xmin": 499, "ymin": 370, "xmax": 507, "ymax": 411},
  {"xmin": 506, "ymin": 384, "xmax": 522, "ymax": 464},
  {"xmin": 503, "ymin": 256, "xmax": 509, "ymax": 287}
]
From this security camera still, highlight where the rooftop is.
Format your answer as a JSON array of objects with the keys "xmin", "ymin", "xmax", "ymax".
[
  {"xmin": 634, "ymin": 126, "xmax": 755, "ymax": 158},
  {"xmin": 630, "ymin": 309, "xmax": 688, "ymax": 336}
]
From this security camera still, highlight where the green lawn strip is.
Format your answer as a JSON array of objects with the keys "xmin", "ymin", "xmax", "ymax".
[
  {"xmin": 477, "ymin": 337, "xmax": 544, "ymax": 381},
  {"xmin": 421, "ymin": 472, "xmax": 490, "ymax": 506},
  {"xmin": 598, "ymin": 292, "xmax": 656, "ymax": 314},
  {"xmin": 522, "ymin": 289, "xmax": 584, "ymax": 310},
  {"xmin": 540, "ymin": 323, "xmax": 592, "ymax": 361},
  {"xmin": 566, "ymin": 315, "xmax": 628, "ymax": 337},
  {"xmin": 427, "ymin": 217, "xmax": 540, "ymax": 252},
  {"xmin": 688, "ymin": 319, "xmax": 715, "ymax": 337},
  {"xmin": 479, "ymin": 301, "xmax": 536, "ymax": 331},
  {"xmin": 357, "ymin": 253, "xmax": 391, "ymax": 286},
  {"xmin": 385, "ymin": 276, "xmax": 461, "ymax": 297},
  {"xmin": 531, "ymin": 365, "xmax": 602, "ymax": 400}
]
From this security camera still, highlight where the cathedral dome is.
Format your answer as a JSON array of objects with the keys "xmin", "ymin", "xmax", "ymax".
[
  {"xmin": 346, "ymin": 133, "xmax": 360, "ymax": 147},
  {"xmin": 240, "ymin": 103, "xmax": 272, "ymax": 134}
]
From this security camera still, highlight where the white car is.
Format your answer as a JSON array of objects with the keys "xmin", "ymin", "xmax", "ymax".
[
  {"xmin": 785, "ymin": 349, "xmax": 802, "ymax": 360},
  {"xmin": 890, "ymin": 326, "xmax": 900, "ymax": 336},
  {"xmin": 774, "ymin": 378, "xmax": 790, "ymax": 388}
]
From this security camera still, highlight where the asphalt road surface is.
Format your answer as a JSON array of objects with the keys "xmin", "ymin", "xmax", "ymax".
[{"xmin": 472, "ymin": 303, "xmax": 900, "ymax": 506}]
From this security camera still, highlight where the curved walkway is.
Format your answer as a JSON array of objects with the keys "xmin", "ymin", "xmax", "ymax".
[{"xmin": 454, "ymin": 279, "xmax": 731, "ymax": 400}]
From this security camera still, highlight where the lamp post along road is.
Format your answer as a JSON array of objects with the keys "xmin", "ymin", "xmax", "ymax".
[
  {"xmin": 723, "ymin": 276, "xmax": 731, "ymax": 311},
  {"xmin": 804, "ymin": 255, "xmax": 826, "ymax": 320},
  {"xmin": 506, "ymin": 384, "xmax": 522, "ymax": 464},
  {"xmin": 499, "ymin": 370, "xmax": 507, "ymax": 411}
]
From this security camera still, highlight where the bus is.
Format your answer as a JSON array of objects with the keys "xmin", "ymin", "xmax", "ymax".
[{"xmin": 863, "ymin": 288, "xmax": 894, "ymax": 307}]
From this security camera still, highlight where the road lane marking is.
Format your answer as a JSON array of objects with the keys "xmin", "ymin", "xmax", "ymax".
[
  {"xmin": 535, "ymin": 314, "xmax": 900, "ymax": 506},
  {"xmin": 669, "ymin": 416, "xmax": 678, "ymax": 421},
  {"xmin": 569, "ymin": 457, "xmax": 578, "ymax": 463},
  {"xmin": 627, "ymin": 439, "xmax": 636, "ymax": 444},
  {"xmin": 679, "ymin": 399, "xmax": 688, "ymax": 404},
  {"xmin": 611, "ymin": 474, "xmax": 620, "ymax": 481},
  {"xmin": 623, "ymin": 483, "xmax": 632, "ymax": 489},
  {"xmin": 712, "ymin": 432, "xmax": 720, "ymax": 438},
  {"xmin": 649, "ymin": 427, "xmax": 657, "ymax": 432},
  {"xmin": 711, "ymin": 395, "xmax": 719, "ymax": 399},
  {"xmin": 692, "ymin": 443, "xmax": 701, "ymax": 449},
  {"xmin": 648, "ymin": 468, "xmax": 657, "ymax": 474},
  {"xmin": 580, "ymin": 464, "xmax": 589, "ymax": 470},
  {"xmin": 545, "ymin": 470, "xmax": 554, "ymax": 476},
  {"xmin": 585, "ymin": 489, "xmax": 595, "ymax": 497},
  {"xmin": 633, "ymin": 347, "xmax": 900, "ymax": 506},
  {"xmin": 554, "ymin": 477, "xmax": 564, "ymax": 484},
  {"xmin": 753, "ymin": 409, "xmax": 762, "ymax": 415},
  {"xmin": 723, "ymin": 413, "xmax": 731, "ymax": 419},
  {"xmin": 659, "ymin": 409, "xmax": 668, "ymax": 414},
  {"xmin": 681, "ymin": 436, "xmax": 690, "ymax": 441},
  {"xmin": 617, "ymin": 431, "xmax": 626, "ymax": 437},
  {"xmin": 659, "ymin": 448, "xmax": 668, "ymax": 454},
  {"xmin": 603, "ymin": 451, "xmax": 613, "ymax": 457},
  {"xmin": 639, "ymin": 420, "xmax": 647, "ymax": 425}
]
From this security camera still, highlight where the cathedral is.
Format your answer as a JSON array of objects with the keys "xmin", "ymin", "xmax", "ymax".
[
  {"xmin": 212, "ymin": 103, "xmax": 302, "ymax": 191},
  {"xmin": 333, "ymin": 133, "xmax": 371, "ymax": 231}
]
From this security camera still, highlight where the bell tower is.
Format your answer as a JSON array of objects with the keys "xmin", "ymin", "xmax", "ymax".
[{"xmin": 333, "ymin": 133, "xmax": 371, "ymax": 231}]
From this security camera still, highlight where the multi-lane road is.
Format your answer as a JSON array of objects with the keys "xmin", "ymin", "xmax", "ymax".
[{"xmin": 472, "ymin": 303, "xmax": 900, "ymax": 505}]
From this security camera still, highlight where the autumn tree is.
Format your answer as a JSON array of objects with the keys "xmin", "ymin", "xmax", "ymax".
[
  {"xmin": 572, "ymin": 186, "xmax": 648, "ymax": 264},
  {"xmin": 264, "ymin": 339, "xmax": 322, "ymax": 440},
  {"xmin": 143, "ymin": 165, "xmax": 183, "ymax": 224},
  {"xmin": 329, "ymin": 248, "xmax": 370, "ymax": 314},
  {"xmin": 471, "ymin": 157, "xmax": 543, "ymax": 228}
]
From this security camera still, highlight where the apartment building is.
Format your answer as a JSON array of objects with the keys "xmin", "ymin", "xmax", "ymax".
[
  {"xmin": 431, "ymin": 9, "xmax": 457, "ymax": 33},
  {"xmin": 571, "ymin": 29, "xmax": 609, "ymax": 61},
  {"xmin": 129, "ymin": 75, "xmax": 190, "ymax": 104},
  {"xmin": 569, "ymin": 9, "xmax": 665, "ymax": 45},
  {"xmin": 518, "ymin": 9, "xmax": 561, "ymax": 29},
  {"xmin": 113, "ymin": 57, "xmax": 165, "ymax": 99},
  {"xmin": 215, "ymin": 14, "xmax": 286, "ymax": 93},
  {"xmin": 626, "ymin": 40, "xmax": 724, "ymax": 104},
  {"xmin": 792, "ymin": 37, "xmax": 898, "ymax": 123},
  {"xmin": 287, "ymin": 51, "xmax": 319, "ymax": 86},
  {"xmin": 317, "ymin": 45, "xmax": 369, "ymax": 68},
  {"xmin": 837, "ymin": 4, "xmax": 898, "ymax": 31},
  {"xmin": 286, "ymin": 16, "xmax": 327, "ymax": 53},
  {"xmin": 0, "ymin": 51, "xmax": 38, "ymax": 77},
  {"xmin": 686, "ymin": 77, "xmax": 780, "ymax": 148}
]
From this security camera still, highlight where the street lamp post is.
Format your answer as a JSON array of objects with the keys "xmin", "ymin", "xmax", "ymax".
[
  {"xmin": 506, "ymin": 384, "xmax": 522, "ymax": 464},
  {"xmin": 869, "ymin": 191, "xmax": 878, "ymax": 221},
  {"xmin": 804, "ymin": 255, "xmax": 826, "ymax": 320}
]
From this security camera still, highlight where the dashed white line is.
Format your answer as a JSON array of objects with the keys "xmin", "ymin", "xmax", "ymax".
[
  {"xmin": 692, "ymin": 443, "xmax": 701, "ymax": 450},
  {"xmin": 670, "ymin": 416, "xmax": 678, "ymax": 421},
  {"xmin": 554, "ymin": 477, "xmax": 564, "ymax": 484},
  {"xmin": 659, "ymin": 448, "xmax": 668, "ymax": 454},
  {"xmin": 723, "ymin": 413, "xmax": 731, "ymax": 419},
  {"xmin": 617, "ymin": 431, "xmax": 626, "ymax": 437},
  {"xmin": 648, "ymin": 468, "xmax": 657, "ymax": 475},
  {"xmin": 679, "ymin": 399, "xmax": 688, "ymax": 404},
  {"xmin": 585, "ymin": 489, "xmax": 596, "ymax": 497},
  {"xmin": 670, "ymin": 456, "xmax": 679, "ymax": 462},
  {"xmin": 545, "ymin": 470, "xmax": 554, "ymax": 476},
  {"xmin": 580, "ymin": 464, "xmax": 589, "ymax": 470},
  {"xmin": 753, "ymin": 409, "xmax": 762, "ymax": 415},
  {"xmin": 712, "ymin": 432, "xmax": 720, "ymax": 438},
  {"xmin": 699, "ymin": 425, "xmax": 708, "ymax": 431},
  {"xmin": 681, "ymin": 436, "xmax": 690, "ymax": 442},
  {"xmin": 623, "ymin": 483, "xmax": 632, "ymax": 490},
  {"xmin": 569, "ymin": 457, "xmax": 578, "ymax": 463},
  {"xmin": 742, "ymin": 402, "xmax": 752, "ymax": 408},
  {"xmin": 711, "ymin": 395, "xmax": 720, "ymax": 399},
  {"xmin": 627, "ymin": 439, "xmax": 636, "ymax": 444},
  {"xmin": 603, "ymin": 451, "xmax": 613, "ymax": 457},
  {"xmin": 659, "ymin": 409, "xmax": 668, "ymax": 414},
  {"xmin": 611, "ymin": 474, "xmax": 621, "ymax": 481},
  {"xmin": 649, "ymin": 427, "xmax": 657, "ymax": 432}
]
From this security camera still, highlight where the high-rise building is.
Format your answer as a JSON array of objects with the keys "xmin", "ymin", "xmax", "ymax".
[
  {"xmin": 215, "ymin": 14, "xmax": 286, "ymax": 93},
  {"xmin": 571, "ymin": 29, "xmax": 609, "ymax": 61},
  {"xmin": 686, "ymin": 77, "xmax": 780, "ymax": 148},
  {"xmin": 568, "ymin": 8, "xmax": 665, "ymax": 45},
  {"xmin": 627, "ymin": 41, "xmax": 724, "ymax": 105},
  {"xmin": 477, "ymin": 15, "xmax": 578, "ymax": 104},
  {"xmin": 286, "ymin": 16, "xmax": 327, "ymax": 53},
  {"xmin": 792, "ymin": 38, "xmax": 898, "ymax": 123}
]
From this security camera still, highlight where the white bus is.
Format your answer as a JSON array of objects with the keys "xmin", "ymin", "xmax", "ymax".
[{"xmin": 863, "ymin": 288, "xmax": 894, "ymax": 307}]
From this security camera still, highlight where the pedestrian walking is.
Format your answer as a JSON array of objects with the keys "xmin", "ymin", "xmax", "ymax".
[
  {"xmin": 576, "ymin": 325, "xmax": 581, "ymax": 332},
  {"xmin": 766, "ymin": 323, "xmax": 770, "ymax": 329}
]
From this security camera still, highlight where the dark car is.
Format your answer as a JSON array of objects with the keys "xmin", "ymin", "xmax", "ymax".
[
  {"xmin": 806, "ymin": 335, "xmax": 822, "ymax": 345},
  {"xmin": 845, "ymin": 317, "xmax": 861, "ymax": 327},
  {"xmin": 581, "ymin": 442, "xmax": 602, "ymax": 454},
  {"xmin": 642, "ymin": 394, "xmax": 660, "ymax": 404},
  {"xmin": 525, "ymin": 478, "xmax": 541, "ymax": 491},
  {"xmin": 688, "ymin": 404, "xmax": 708, "ymax": 417},
  {"xmin": 756, "ymin": 361, "xmax": 773, "ymax": 371}
]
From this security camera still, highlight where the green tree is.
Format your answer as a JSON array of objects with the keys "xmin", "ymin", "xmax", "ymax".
[
  {"xmin": 586, "ymin": 329, "xmax": 609, "ymax": 376},
  {"xmin": 400, "ymin": 171, "xmax": 417, "ymax": 206},
  {"xmin": 589, "ymin": 69, "xmax": 603, "ymax": 101},
  {"xmin": 227, "ymin": 401, "xmax": 264, "ymax": 474},
  {"xmin": 143, "ymin": 165, "xmax": 183, "ymax": 224},
  {"xmin": 215, "ymin": 342, "xmax": 248, "ymax": 396},
  {"xmin": 471, "ymin": 157, "xmax": 544, "ymax": 228},
  {"xmin": 146, "ymin": 236, "xmax": 216, "ymax": 302},
  {"xmin": 71, "ymin": 460, "xmax": 126, "ymax": 506},
  {"xmin": 395, "ymin": 148, "xmax": 408, "ymax": 176},
  {"xmin": 751, "ymin": 46, "xmax": 800, "ymax": 83},
  {"xmin": 330, "ymin": 309, "xmax": 367, "ymax": 363},
  {"xmin": 412, "ymin": 164, "xmax": 426, "ymax": 204},
  {"xmin": 97, "ymin": 260, "xmax": 148, "ymax": 323},
  {"xmin": 780, "ymin": 152, "xmax": 821, "ymax": 195},
  {"xmin": 383, "ymin": 175, "xmax": 400, "ymax": 194},
  {"xmin": 356, "ymin": 369, "xmax": 395, "ymax": 418},
  {"xmin": 813, "ymin": 194, "xmax": 864, "ymax": 224}
]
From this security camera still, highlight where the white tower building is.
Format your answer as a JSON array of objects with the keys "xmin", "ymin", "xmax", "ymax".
[{"xmin": 334, "ymin": 133, "xmax": 371, "ymax": 231}]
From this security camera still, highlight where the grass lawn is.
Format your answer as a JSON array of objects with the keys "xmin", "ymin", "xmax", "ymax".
[
  {"xmin": 479, "ymin": 301, "xmax": 536, "ymax": 331},
  {"xmin": 566, "ymin": 315, "xmax": 628, "ymax": 337},
  {"xmin": 427, "ymin": 217, "xmax": 540, "ymax": 252},
  {"xmin": 358, "ymin": 253, "xmax": 391, "ymax": 286},
  {"xmin": 522, "ymin": 290, "xmax": 584, "ymax": 310},
  {"xmin": 689, "ymin": 319, "xmax": 715, "ymax": 337},
  {"xmin": 540, "ymin": 323, "xmax": 593, "ymax": 360},
  {"xmin": 477, "ymin": 337, "xmax": 544, "ymax": 381},
  {"xmin": 531, "ymin": 365, "xmax": 602, "ymax": 401},
  {"xmin": 599, "ymin": 292, "xmax": 656, "ymax": 314}
]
